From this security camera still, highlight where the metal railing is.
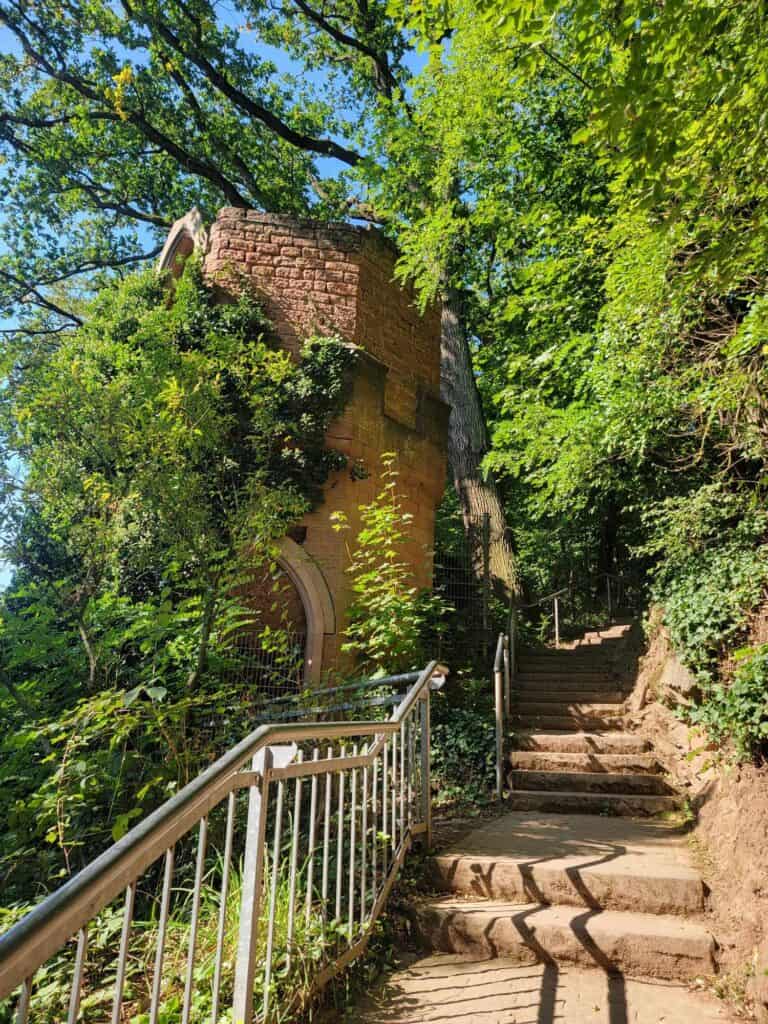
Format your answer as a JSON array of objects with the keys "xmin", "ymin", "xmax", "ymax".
[
  {"xmin": 0, "ymin": 660, "xmax": 447, "ymax": 1023},
  {"xmin": 493, "ymin": 633, "xmax": 512, "ymax": 802},
  {"xmin": 519, "ymin": 572, "xmax": 638, "ymax": 649}
]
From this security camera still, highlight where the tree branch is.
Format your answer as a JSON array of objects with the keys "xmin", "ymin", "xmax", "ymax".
[
  {"xmin": 122, "ymin": 0, "xmax": 365, "ymax": 167},
  {"xmin": 288, "ymin": 0, "xmax": 398, "ymax": 98},
  {"xmin": 1, "ymin": 4, "xmax": 253, "ymax": 207}
]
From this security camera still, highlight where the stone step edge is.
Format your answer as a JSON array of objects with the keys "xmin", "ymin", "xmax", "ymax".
[
  {"xmin": 516, "ymin": 701, "xmax": 626, "ymax": 713},
  {"xmin": 510, "ymin": 751, "xmax": 662, "ymax": 773},
  {"xmin": 512, "ymin": 731, "xmax": 650, "ymax": 754},
  {"xmin": 505, "ymin": 789, "xmax": 683, "ymax": 816},
  {"xmin": 508, "ymin": 770, "xmax": 675, "ymax": 796},
  {"xmin": 408, "ymin": 900, "xmax": 716, "ymax": 980},
  {"xmin": 512, "ymin": 718, "xmax": 627, "ymax": 732},
  {"xmin": 427, "ymin": 853, "xmax": 705, "ymax": 916}
]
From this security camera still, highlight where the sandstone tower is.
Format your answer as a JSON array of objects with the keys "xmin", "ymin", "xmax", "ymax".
[{"xmin": 159, "ymin": 208, "xmax": 448, "ymax": 682}]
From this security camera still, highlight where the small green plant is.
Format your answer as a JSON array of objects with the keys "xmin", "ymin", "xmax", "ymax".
[
  {"xmin": 687, "ymin": 644, "xmax": 768, "ymax": 760},
  {"xmin": 331, "ymin": 453, "xmax": 449, "ymax": 675}
]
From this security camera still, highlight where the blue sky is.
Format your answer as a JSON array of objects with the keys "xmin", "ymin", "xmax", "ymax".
[{"xmin": 0, "ymin": 10, "xmax": 427, "ymax": 594}]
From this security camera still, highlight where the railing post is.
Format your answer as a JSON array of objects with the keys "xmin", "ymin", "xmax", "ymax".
[
  {"xmin": 554, "ymin": 596, "xmax": 560, "ymax": 649},
  {"xmin": 494, "ymin": 634, "xmax": 504, "ymax": 803},
  {"xmin": 607, "ymin": 576, "xmax": 613, "ymax": 622},
  {"xmin": 233, "ymin": 748, "xmax": 272, "ymax": 1024},
  {"xmin": 420, "ymin": 691, "xmax": 431, "ymax": 849}
]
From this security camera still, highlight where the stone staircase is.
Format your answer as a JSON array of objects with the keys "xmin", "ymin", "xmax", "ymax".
[
  {"xmin": 508, "ymin": 623, "xmax": 682, "ymax": 817},
  {"xmin": 350, "ymin": 623, "xmax": 737, "ymax": 1024}
]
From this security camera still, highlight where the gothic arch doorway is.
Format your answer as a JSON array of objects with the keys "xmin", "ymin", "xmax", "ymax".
[{"xmin": 277, "ymin": 537, "xmax": 335, "ymax": 684}]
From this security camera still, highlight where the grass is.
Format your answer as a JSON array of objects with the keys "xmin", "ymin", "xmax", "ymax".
[{"xmin": 1, "ymin": 850, "xmax": 362, "ymax": 1024}]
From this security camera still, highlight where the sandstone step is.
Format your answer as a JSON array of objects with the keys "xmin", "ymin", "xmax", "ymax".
[
  {"xmin": 509, "ymin": 770, "xmax": 674, "ymax": 796},
  {"xmin": 427, "ymin": 812, "xmax": 703, "ymax": 916},
  {"xmin": 510, "ymin": 750, "xmax": 661, "ymax": 774},
  {"xmin": 516, "ymin": 674, "xmax": 622, "ymax": 689},
  {"xmin": 428, "ymin": 852, "xmax": 704, "ymax": 915},
  {"xmin": 409, "ymin": 899, "xmax": 715, "ymax": 980},
  {"xmin": 514, "ymin": 696, "xmax": 626, "ymax": 712},
  {"xmin": 519, "ymin": 658, "xmax": 617, "ymax": 671},
  {"xmin": 351, "ymin": 955, "xmax": 736, "ymax": 1024},
  {"xmin": 505, "ymin": 789, "xmax": 682, "ymax": 817},
  {"xmin": 513, "ymin": 713, "xmax": 623, "ymax": 731},
  {"xmin": 514, "ymin": 732, "xmax": 650, "ymax": 754}
]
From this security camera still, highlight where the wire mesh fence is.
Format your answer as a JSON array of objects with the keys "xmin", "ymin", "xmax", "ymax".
[{"xmin": 432, "ymin": 511, "xmax": 503, "ymax": 678}]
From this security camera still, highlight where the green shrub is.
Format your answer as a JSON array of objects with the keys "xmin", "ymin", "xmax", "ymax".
[
  {"xmin": 331, "ymin": 453, "xmax": 449, "ymax": 676},
  {"xmin": 430, "ymin": 680, "xmax": 496, "ymax": 802},
  {"xmin": 640, "ymin": 484, "xmax": 768, "ymax": 756},
  {"xmin": 687, "ymin": 644, "xmax": 768, "ymax": 760}
]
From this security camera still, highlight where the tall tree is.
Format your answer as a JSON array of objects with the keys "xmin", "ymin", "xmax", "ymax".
[{"xmin": 0, "ymin": 0, "xmax": 517, "ymax": 593}]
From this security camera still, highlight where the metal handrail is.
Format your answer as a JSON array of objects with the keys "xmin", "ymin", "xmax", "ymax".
[
  {"xmin": 493, "ymin": 634, "xmax": 511, "ymax": 802},
  {"xmin": 517, "ymin": 570, "xmax": 639, "ymax": 648},
  {"xmin": 0, "ymin": 660, "xmax": 447, "ymax": 1022}
]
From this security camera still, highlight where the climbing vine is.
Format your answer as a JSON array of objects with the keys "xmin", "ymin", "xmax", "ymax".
[{"xmin": 0, "ymin": 260, "xmax": 356, "ymax": 899}]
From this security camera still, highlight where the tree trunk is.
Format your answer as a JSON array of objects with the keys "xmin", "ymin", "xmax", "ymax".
[{"xmin": 440, "ymin": 286, "xmax": 520, "ymax": 601}]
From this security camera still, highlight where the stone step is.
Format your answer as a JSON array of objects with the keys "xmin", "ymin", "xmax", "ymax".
[
  {"xmin": 509, "ymin": 770, "xmax": 674, "ymax": 796},
  {"xmin": 513, "ymin": 713, "xmax": 624, "ymax": 731},
  {"xmin": 351, "ymin": 955, "xmax": 735, "ymax": 1024},
  {"xmin": 409, "ymin": 899, "xmax": 715, "ymax": 980},
  {"xmin": 426, "ymin": 812, "xmax": 704, "ymax": 917},
  {"xmin": 514, "ymin": 731, "xmax": 650, "ymax": 754},
  {"xmin": 428, "ymin": 852, "xmax": 704, "ymax": 916},
  {"xmin": 505, "ymin": 789, "xmax": 683, "ymax": 817},
  {"xmin": 518, "ymin": 658, "xmax": 617, "ymax": 671},
  {"xmin": 516, "ymin": 673, "xmax": 622, "ymax": 689},
  {"xmin": 510, "ymin": 750, "xmax": 661, "ymax": 774},
  {"xmin": 516, "ymin": 701, "xmax": 625, "ymax": 716},
  {"xmin": 518, "ymin": 692, "xmax": 626, "ymax": 708}
]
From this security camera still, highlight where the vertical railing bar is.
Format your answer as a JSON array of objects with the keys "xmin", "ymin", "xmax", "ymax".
[
  {"xmin": 211, "ymin": 793, "xmax": 235, "ymax": 1024},
  {"xmin": 494, "ymin": 643, "xmax": 504, "ymax": 803},
  {"xmin": 348, "ymin": 744, "xmax": 358, "ymax": 941},
  {"xmin": 181, "ymin": 815, "xmax": 208, "ymax": 1024},
  {"xmin": 262, "ymin": 779, "xmax": 286, "ymax": 1022},
  {"xmin": 403, "ymin": 720, "xmax": 409, "ymax": 847},
  {"xmin": 321, "ymin": 746, "xmax": 332, "ymax": 929},
  {"xmin": 371, "ymin": 751, "xmax": 379, "ymax": 897},
  {"xmin": 335, "ymin": 745, "xmax": 346, "ymax": 922},
  {"xmin": 421, "ymin": 691, "xmax": 432, "ymax": 847},
  {"xmin": 233, "ymin": 750, "xmax": 271, "ymax": 1024},
  {"xmin": 286, "ymin": 750, "xmax": 303, "ymax": 969},
  {"xmin": 554, "ymin": 595, "xmax": 560, "ymax": 648},
  {"xmin": 360, "ymin": 756, "xmax": 368, "ymax": 927},
  {"xmin": 110, "ymin": 881, "xmax": 136, "ymax": 1024},
  {"xmin": 66, "ymin": 927, "xmax": 88, "ymax": 1024},
  {"xmin": 15, "ymin": 976, "xmax": 33, "ymax": 1024},
  {"xmin": 305, "ymin": 748, "xmax": 320, "ymax": 927},
  {"xmin": 382, "ymin": 738, "xmax": 389, "ymax": 877},
  {"xmin": 408, "ymin": 714, "xmax": 415, "ymax": 827},
  {"xmin": 391, "ymin": 730, "xmax": 398, "ymax": 855},
  {"xmin": 149, "ymin": 847, "xmax": 175, "ymax": 1024}
]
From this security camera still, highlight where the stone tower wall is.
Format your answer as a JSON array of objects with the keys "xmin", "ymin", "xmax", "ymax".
[{"xmin": 170, "ymin": 208, "xmax": 448, "ymax": 679}]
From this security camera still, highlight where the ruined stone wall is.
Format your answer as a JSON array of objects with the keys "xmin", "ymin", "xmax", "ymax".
[{"xmin": 201, "ymin": 209, "xmax": 448, "ymax": 677}]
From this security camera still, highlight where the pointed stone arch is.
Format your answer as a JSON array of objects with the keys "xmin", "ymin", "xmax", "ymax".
[
  {"xmin": 157, "ymin": 208, "xmax": 208, "ymax": 277},
  {"xmin": 278, "ymin": 537, "xmax": 336, "ymax": 684}
]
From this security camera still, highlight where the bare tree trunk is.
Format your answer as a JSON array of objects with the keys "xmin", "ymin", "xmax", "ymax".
[{"xmin": 440, "ymin": 286, "xmax": 520, "ymax": 601}]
